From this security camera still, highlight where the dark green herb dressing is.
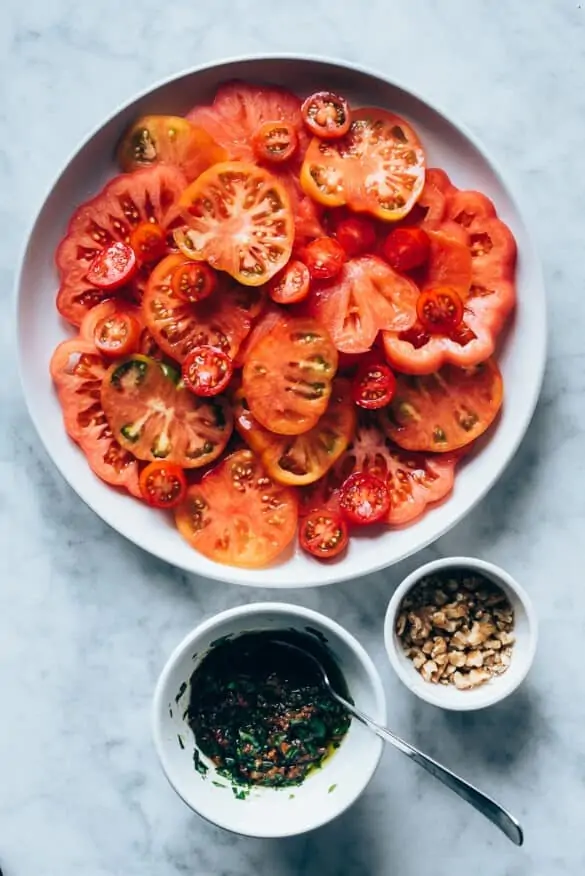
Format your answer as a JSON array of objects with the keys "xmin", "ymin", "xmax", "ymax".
[{"xmin": 187, "ymin": 631, "xmax": 351, "ymax": 788}]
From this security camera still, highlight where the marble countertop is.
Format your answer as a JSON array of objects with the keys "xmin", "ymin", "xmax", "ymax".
[{"xmin": 1, "ymin": 0, "xmax": 584, "ymax": 873}]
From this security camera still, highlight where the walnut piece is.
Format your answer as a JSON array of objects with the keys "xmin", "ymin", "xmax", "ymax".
[{"xmin": 395, "ymin": 570, "xmax": 515, "ymax": 691}]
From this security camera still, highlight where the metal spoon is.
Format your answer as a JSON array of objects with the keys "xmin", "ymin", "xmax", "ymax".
[{"xmin": 275, "ymin": 640, "xmax": 523, "ymax": 846}]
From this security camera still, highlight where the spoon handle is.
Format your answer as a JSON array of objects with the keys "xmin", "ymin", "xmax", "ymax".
[{"xmin": 338, "ymin": 696, "xmax": 523, "ymax": 847}]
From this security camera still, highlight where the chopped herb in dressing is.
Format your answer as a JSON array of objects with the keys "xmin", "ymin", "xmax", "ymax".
[{"xmin": 187, "ymin": 631, "xmax": 351, "ymax": 789}]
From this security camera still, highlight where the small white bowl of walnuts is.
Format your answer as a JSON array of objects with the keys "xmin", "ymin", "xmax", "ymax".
[{"xmin": 384, "ymin": 557, "xmax": 538, "ymax": 711}]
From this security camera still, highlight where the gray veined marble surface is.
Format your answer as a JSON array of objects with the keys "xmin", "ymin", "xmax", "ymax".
[{"xmin": 1, "ymin": 0, "xmax": 584, "ymax": 873}]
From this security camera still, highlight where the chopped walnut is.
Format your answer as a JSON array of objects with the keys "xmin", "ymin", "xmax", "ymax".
[{"xmin": 395, "ymin": 569, "xmax": 515, "ymax": 690}]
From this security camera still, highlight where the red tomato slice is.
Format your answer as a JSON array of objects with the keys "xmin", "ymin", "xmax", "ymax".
[
  {"xmin": 56, "ymin": 165, "xmax": 187, "ymax": 326},
  {"xmin": 253, "ymin": 121, "xmax": 298, "ymax": 163},
  {"xmin": 301, "ymin": 108, "xmax": 426, "ymax": 221},
  {"xmin": 129, "ymin": 221, "xmax": 167, "ymax": 263},
  {"xmin": 101, "ymin": 355, "xmax": 233, "ymax": 467},
  {"xmin": 383, "ymin": 203, "xmax": 516, "ymax": 373},
  {"xmin": 338, "ymin": 471, "xmax": 390, "ymax": 525},
  {"xmin": 299, "ymin": 412, "xmax": 457, "ymax": 526},
  {"xmin": 175, "ymin": 449, "xmax": 298, "ymax": 568},
  {"xmin": 182, "ymin": 346, "xmax": 233, "ymax": 397},
  {"xmin": 187, "ymin": 82, "xmax": 313, "ymax": 244},
  {"xmin": 139, "ymin": 461, "xmax": 187, "ymax": 508},
  {"xmin": 416, "ymin": 287, "xmax": 464, "ymax": 335},
  {"xmin": 176, "ymin": 161, "xmax": 294, "ymax": 286},
  {"xmin": 352, "ymin": 360, "xmax": 396, "ymax": 409},
  {"xmin": 310, "ymin": 255, "xmax": 418, "ymax": 354},
  {"xmin": 231, "ymin": 304, "xmax": 287, "ymax": 368},
  {"xmin": 333, "ymin": 215, "xmax": 377, "ymax": 257},
  {"xmin": 382, "ymin": 359, "xmax": 503, "ymax": 452},
  {"xmin": 86, "ymin": 242, "xmax": 137, "ymax": 291},
  {"xmin": 382, "ymin": 227, "xmax": 430, "ymax": 273},
  {"xmin": 171, "ymin": 261, "xmax": 217, "ymax": 304},
  {"xmin": 299, "ymin": 508, "xmax": 348, "ymax": 559},
  {"xmin": 268, "ymin": 261, "xmax": 311, "ymax": 305},
  {"xmin": 93, "ymin": 310, "xmax": 142, "ymax": 358},
  {"xmin": 242, "ymin": 317, "xmax": 338, "ymax": 436},
  {"xmin": 302, "ymin": 237, "xmax": 346, "ymax": 280},
  {"xmin": 50, "ymin": 338, "xmax": 141, "ymax": 496},
  {"xmin": 80, "ymin": 298, "xmax": 165, "ymax": 361},
  {"xmin": 142, "ymin": 253, "xmax": 261, "ymax": 364},
  {"xmin": 301, "ymin": 92, "xmax": 351, "ymax": 139},
  {"xmin": 445, "ymin": 189, "xmax": 496, "ymax": 227}
]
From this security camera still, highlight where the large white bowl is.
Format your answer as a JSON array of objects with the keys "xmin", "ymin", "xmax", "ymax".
[
  {"xmin": 16, "ymin": 55, "xmax": 546, "ymax": 587},
  {"xmin": 152, "ymin": 603, "xmax": 386, "ymax": 837}
]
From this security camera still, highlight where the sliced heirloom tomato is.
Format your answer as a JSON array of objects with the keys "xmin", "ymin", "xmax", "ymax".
[
  {"xmin": 175, "ymin": 161, "xmax": 294, "ymax": 286},
  {"xmin": 301, "ymin": 108, "xmax": 425, "ymax": 221},
  {"xmin": 175, "ymin": 449, "xmax": 298, "ymax": 568},
  {"xmin": 310, "ymin": 255, "xmax": 418, "ymax": 354},
  {"xmin": 117, "ymin": 115, "xmax": 227, "ymax": 181},
  {"xmin": 299, "ymin": 508, "xmax": 348, "ymax": 560},
  {"xmin": 242, "ymin": 317, "xmax": 338, "ymax": 435},
  {"xmin": 50, "ymin": 338, "xmax": 141, "ymax": 496},
  {"xmin": 142, "ymin": 254, "xmax": 261, "ymax": 364},
  {"xmin": 300, "ymin": 413, "xmax": 457, "ymax": 526},
  {"xmin": 233, "ymin": 378, "xmax": 356, "ymax": 486},
  {"xmin": 381, "ymin": 359, "xmax": 503, "ymax": 452},
  {"xmin": 139, "ymin": 461, "xmax": 187, "ymax": 509},
  {"xmin": 56, "ymin": 165, "xmax": 187, "ymax": 326},
  {"xmin": 383, "ymin": 204, "xmax": 516, "ymax": 373},
  {"xmin": 186, "ymin": 82, "xmax": 318, "ymax": 243},
  {"xmin": 100, "ymin": 355, "xmax": 233, "ymax": 467}
]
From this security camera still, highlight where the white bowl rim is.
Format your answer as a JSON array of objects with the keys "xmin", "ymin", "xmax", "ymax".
[
  {"xmin": 383, "ymin": 556, "xmax": 538, "ymax": 711},
  {"xmin": 14, "ymin": 52, "xmax": 547, "ymax": 588},
  {"xmin": 152, "ymin": 601, "xmax": 387, "ymax": 836}
]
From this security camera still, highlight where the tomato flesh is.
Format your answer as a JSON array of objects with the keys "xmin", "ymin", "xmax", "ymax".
[
  {"xmin": 94, "ymin": 311, "xmax": 142, "ymax": 358},
  {"xmin": 129, "ymin": 221, "xmax": 167, "ymax": 263},
  {"xmin": 416, "ymin": 287, "xmax": 464, "ymax": 335},
  {"xmin": 182, "ymin": 346, "xmax": 233, "ymax": 397},
  {"xmin": 253, "ymin": 121, "xmax": 298, "ymax": 163},
  {"xmin": 299, "ymin": 508, "xmax": 349, "ymax": 559},
  {"xmin": 101, "ymin": 355, "xmax": 233, "ymax": 467},
  {"xmin": 382, "ymin": 227, "xmax": 430, "ymax": 273},
  {"xmin": 139, "ymin": 461, "xmax": 187, "ymax": 508},
  {"xmin": 382, "ymin": 359, "xmax": 503, "ymax": 452},
  {"xmin": 334, "ymin": 215, "xmax": 377, "ymax": 257},
  {"xmin": 176, "ymin": 161, "xmax": 294, "ymax": 286},
  {"xmin": 352, "ymin": 361, "xmax": 396, "ymax": 410},
  {"xmin": 268, "ymin": 260, "xmax": 311, "ymax": 305},
  {"xmin": 171, "ymin": 261, "xmax": 217, "ymax": 304},
  {"xmin": 301, "ymin": 92, "xmax": 351, "ymax": 139},
  {"xmin": 86, "ymin": 242, "xmax": 137, "ymax": 291},
  {"xmin": 175, "ymin": 449, "xmax": 298, "ymax": 568},
  {"xmin": 302, "ymin": 236, "xmax": 346, "ymax": 280},
  {"xmin": 339, "ymin": 471, "xmax": 390, "ymax": 525}
]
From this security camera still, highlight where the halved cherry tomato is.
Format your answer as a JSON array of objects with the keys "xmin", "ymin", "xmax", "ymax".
[
  {"xmin": 334, "ymin": 216, "xmax": 377, "ymax": 257},
  {"xmin": 382, "ymin": 359, "xmax": 503, "ymax": 452},
  {"xmin": 302, "ymin": 237, "xmax": 346, "ymax": 280},
  {"xmin": 93, "ymin": 311, "xmax": 142, "ymax": 358},
  {"xmin": 182, "ymin": 346, "xmax": 233, "ymax": 397},
  {"xmin": 233, "ymin": 378, "xmax": 356, "ymax": 486},
  {"xmin": 301, "ymin": 109, "xmax": 425, "ymax": 220},
  {"xmin": 176, "ymin": 161, "xmax": 294, "ymax": 286},
  {"xmin": 242, "ymin": 317, "xmax": 338, "ymax": 436},
  {"xmin": 268, "ymin": 260, "xmax": 310, "ymax": 304},
  {"xmin": 86, "ymin": 242, "xmax": 137, "ymax": 291},
  {"xmin": 310, "ymin": 255, "xmax": 418, "ymax": 354},
  {"xmin": 299, "ymin": 508, "xmax": 349, "ymax": 559},
  {"xmin": 101, "ymin": 355, "xmax": 232, "ymax": 467},
  {"xmin": 382, "ymin": 227, "xmax": 430, "ymax": 273},
  {"xmin": 253, "ymin": 121, "xmax": 298, "ymax": 163},
  {"xmin": 416, "ymin": 287, "xmax": 464, "ymax": 335},
  {"xmin": 352, "ymin": 361, "xmax": 396, "ymax": 410},
  {"xmin": 175, "ymin": 449, "xmax": 298, "ymax": 568},
  {"xmin": 338, "ymin": 471, "xmax": 390, "ymax": 525},
  {"xmin": 129, "ymin": 221, "xmax": 167, "ymax": 263},
  {"xmin": 301, "ymin": 92, "xmax": 351, "ymax": 139},
  {"xmin": 117, "ymin": 115, "xmax": 227, "ymax": 180},
  {"xmin": 143, "ymin": 254, "xmax": 261, "ymax": 364},
  {"xmin": 50, "ymin": 339, "xmax": 141, "ymax": 496},
  {"xmin": 139, "ymin": 461, "xmax": 187, "ymax": 508},
  {"xmin": 171, "ymin": 261, "xmax": 217, "ymax": 304},
  {"xmin": 56, "ymin": 165, "xmax": 187, "ymax": 326}
]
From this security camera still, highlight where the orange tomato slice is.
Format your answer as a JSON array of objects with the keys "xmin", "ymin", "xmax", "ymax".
[{"xmin": 175, "ymin": 161, "xmax": 294, "ymax": 286}]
